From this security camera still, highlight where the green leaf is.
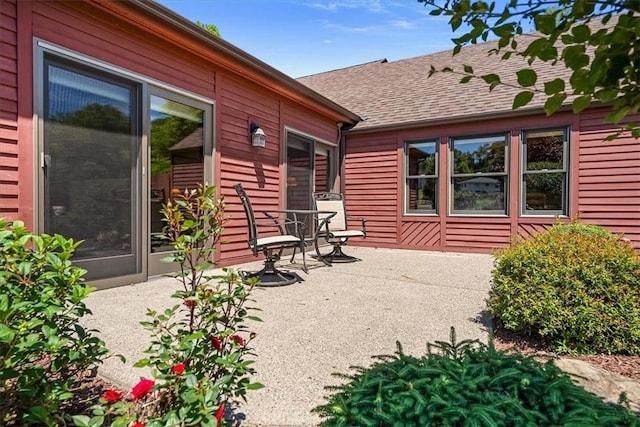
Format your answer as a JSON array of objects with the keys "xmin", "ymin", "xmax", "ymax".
[
  {"xmin": 0, "ymin": 324, "xmax": 15, "ymax": 343},
  {"xmin": 513, "ymin": 91, "xmax": 534, "ymax": 109},
  {"xmin": 571, "ymin": 95, "xmax": 592, "ymax": 113},
  {"xmin": 516, "ymin": 69, "xmax": 537, "ymax": 87},
  {"xmin": 71, "ymin": 415, "xmax": 92, "ymax": 427},
  {"xmin": 605, "ymin": 107, "xmax": 631, "ymax": 124},
  {"xmin": 544, "ymin": 93, "xmax": 567, "ymax": 115},
  {"xmin": 571, "ymin": 24, "xmax": 591, "ymax": 43},
  {"xmin": 543, "ymin": 78, "xmax": 565, "ymax": 95},
  {"xmin": 460, "ymin": 75, "xmax": 472, "ymax": 84},
  {"xmin": 463, "ymin": 64, "xmax": 474, "ymax": 74},
  {"xmin": 534, "ymin": 14, "xmax": 558, "ymax": 35}
]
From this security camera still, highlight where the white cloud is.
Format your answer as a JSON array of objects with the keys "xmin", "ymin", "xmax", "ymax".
[{"xmin": 392, "ymin": 19, "xmax": 416, "ymax": 30}]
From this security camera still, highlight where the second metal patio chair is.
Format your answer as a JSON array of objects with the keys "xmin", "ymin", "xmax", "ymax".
[
  {"xmin": 234, "ymin": 183, "xmax": 307, "ymax": 286},
  {"xmin": 313, "ymin": 192, "xmax": 367, "ymax": 263}
]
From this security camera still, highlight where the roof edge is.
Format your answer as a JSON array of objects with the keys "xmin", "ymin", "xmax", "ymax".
[
  {"xmin": 346, "ymin": 104, "xmax": 576, "ymax": 134},
  {"xmin": 124, "ymin": 0, "xmax": 362, "ymax": 124}
]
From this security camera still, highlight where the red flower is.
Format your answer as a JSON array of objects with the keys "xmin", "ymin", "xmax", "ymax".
[
  {"xmin": 102, "ymin": 389, "xmax": 123, "ymax": 402},
  {"xmin": 129, "ymin": 423, "xmax": 145, "ymax": 427},
  {"xmin": 172, "ymin": 362, "xmax": 186, "ymax": 375},
  {"xmin": 215, "ymin": 403, "xmax": 225, "ymax": 422},
  {"xmin": 131, "ymin": 378, "xmax": 155, "ymax": 400},
  {"xmin": 230, "ymin": 335, "xmax": 244, "ymax": 346},
  {"xmin": 185, "ymin": 299, "xmax": 195, "ymax": 308},
  {"xmin": 211, "ymin": 335, "xmax": 222, "ymax": 350}
]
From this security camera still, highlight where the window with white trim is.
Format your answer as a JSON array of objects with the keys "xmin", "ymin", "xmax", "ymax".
[
  {"xmin": 450, "ymin": 134, "xmax": 508, "ymax": 214},
  {"xmin": 522, "ymin": 128, "xmax": 569, "ymax": 215},
  {"xmin": 404, "ymin": 140, "xmax": 438, "ymax": 214}
]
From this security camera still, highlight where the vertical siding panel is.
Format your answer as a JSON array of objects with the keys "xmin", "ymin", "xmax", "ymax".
[
  {"xmin": 345, "ymin": 133, "xmax": 397, "ymax": 244},
  {"xmin": 578, "ymin": 108, "xmax": 640, "ymax": 248},
  {"xmin": 0, "ymin": 0, "xmax": 19, "ymax": 219}
]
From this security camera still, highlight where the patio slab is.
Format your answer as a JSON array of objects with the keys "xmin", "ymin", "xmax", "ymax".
[{"xmin": 83, "ymin": 246, "xmax": 494, "ymax": 426}]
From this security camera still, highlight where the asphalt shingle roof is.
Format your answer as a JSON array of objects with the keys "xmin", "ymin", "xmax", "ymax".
[{"xmin": 297, "ymin": 32, "xmax": 579, "ymax": 131}]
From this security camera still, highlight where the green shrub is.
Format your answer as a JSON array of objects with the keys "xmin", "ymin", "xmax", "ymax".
[
  {"xmin": 77, "ymin": 185, "xmax": 262, "ymax": 426},
  {"xmin": 488, "ymin": 221, "xmax": 640, "ymax": 355},
  {"xmin": 313, "ymin": 328, "xmax": 639, "ymax": 426},
  {"xmin": 0, "ymin": 219, "xmax": 108, "ymax": 426}
]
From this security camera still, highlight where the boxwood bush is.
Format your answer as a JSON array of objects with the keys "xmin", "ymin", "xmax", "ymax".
[
  {"xmin": 313, "ymin": 328, "xmax": 638, "ymax": 426},
  {"xmin": 488, "ymin": 221, "xmax": 640, "ymax": 355}
]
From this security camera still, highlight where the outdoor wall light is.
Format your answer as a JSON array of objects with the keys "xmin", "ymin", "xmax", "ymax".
[{"xmin": 250, "ymin": 123, "xmax": 266, "ymax": 148}]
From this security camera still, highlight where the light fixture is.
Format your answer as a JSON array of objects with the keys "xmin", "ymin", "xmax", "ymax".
[{"xmin": 250, "ymin": 123, "xmax": 266, "ymax": 148}]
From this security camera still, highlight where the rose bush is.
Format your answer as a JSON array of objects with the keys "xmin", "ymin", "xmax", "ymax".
[{"xmin": 75, "ymin": 185, "xmax": 263, "ymax": 426}]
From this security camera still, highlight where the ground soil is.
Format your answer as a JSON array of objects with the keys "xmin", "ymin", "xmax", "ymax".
[{"xmin": 491, "ymin": 321, "xmax": 640, "ymax": 380}]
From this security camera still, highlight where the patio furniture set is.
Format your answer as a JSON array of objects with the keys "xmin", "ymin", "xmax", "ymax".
[{"xmin": 234, "ymin": 183, "xmax": 367, "ymax": 286}]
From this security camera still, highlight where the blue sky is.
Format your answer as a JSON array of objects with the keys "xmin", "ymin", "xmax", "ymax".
[{"xmin": 156, "ymin": 0, "xmax": 464, "ymax": 78}]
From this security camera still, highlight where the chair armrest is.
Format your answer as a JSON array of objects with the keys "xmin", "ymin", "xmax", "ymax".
[
  {"xmin": 260, "ymin": 211, "xmax": 306, "ymax": 237},
  {"xmin": 346, "ymin": 215, "xmax": 367, "ymax": 237},
  {"xmin": 314, "ymin": 211, "xmax": 337, "ymax": 237}
]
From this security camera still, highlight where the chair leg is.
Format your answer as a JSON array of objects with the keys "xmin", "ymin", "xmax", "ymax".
[
  {"xmin": 322, "ymin": 243, "xmax": 360, "ymax": 263},
  {"xmin": 242, "ymin": 249, "xmax": 302, "ymax": 286}
]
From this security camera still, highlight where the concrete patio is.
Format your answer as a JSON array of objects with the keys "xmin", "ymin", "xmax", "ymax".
[{"xmin": 83, "ymin": 246, "xmax": 495, "ymax": 426}]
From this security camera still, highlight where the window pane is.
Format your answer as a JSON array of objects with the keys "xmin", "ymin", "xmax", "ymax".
[
  {"xmin": 150, "ymin": 95, "xmax": 204, "ymax": 253},
  {"xmin": 407, "ymin": 178, "xmax": 437, "ymax": 212},
  {"xmin": 408, "ymin": 141, "xmax": 436, "ymax": 176},
  {"xmin": 45, "ymin": 63, "xmax": 136, "ymax": 260},
  {"xmin": 453, "ymin": 176, "xmax": 506, "ymax": 211},
  {"xmin": 524, "ymin": 172, "xmax": 564, "ymax": 211},
  {"xmin": 453, "ymin": 136, "xmax": 506, "ymax": 174},
  {"xmin": 526, "ymin": 130, "xmax": 564, "ymax": 170}
]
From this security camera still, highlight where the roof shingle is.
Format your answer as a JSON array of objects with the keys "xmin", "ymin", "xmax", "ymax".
[{"xmin": 297, "ymin": 24, "xmax": 608, "ymax": 131}]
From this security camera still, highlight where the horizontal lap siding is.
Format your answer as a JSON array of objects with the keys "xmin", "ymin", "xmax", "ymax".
[
  {"xmin": 32, "ymin": 2, "xmax": 214, "ymax": 97},
  {"xmin": 217, "ymin": 74, "xmax": 282, "ymax": 264},
  {"xmin": 0, "ymin": 0, "xmax": 18, "ymax": 219},
  {"xmin": 445, "ymin": 219, "xmax": 511, "ymax": 251},
  {"xmin": 345, "ymin": 134, "xmax": 398, "ymax": 245},
  {"xmin": 578, "ymin": 109, "xmax": 640, "ymax": 248}
]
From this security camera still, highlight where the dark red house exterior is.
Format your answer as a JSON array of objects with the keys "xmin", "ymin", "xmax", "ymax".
[
  {"xmin": 1, "ymin": 1, "xmax": 638, "ymax": 287},
  {"xmin": 0, "ymin": 0, "xmax": 359, "ymax": 287},
  {"xmin": 299, "ymin": 32, "xmax": 640, "ymax": 253}
]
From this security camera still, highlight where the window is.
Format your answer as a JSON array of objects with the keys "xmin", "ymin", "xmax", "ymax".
[
  {"xmin": 450, "ymin": 134, "xmax": 508, "ymax": 214},
  {"xmin": 522, "ymin": 128, "xmax": 568, "ymax": 215},
  {"xmin": 405, "ymin": 140, "xmax": 437, "ymax": 214}
]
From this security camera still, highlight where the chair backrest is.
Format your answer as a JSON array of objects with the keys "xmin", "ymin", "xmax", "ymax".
[
  {"xmin": 313, "ymin": 192, "xmax": 347, "ymax": 232},
  {"xmin": 234, "ymin": 183, "xmax": 258, "ymax": 250}
]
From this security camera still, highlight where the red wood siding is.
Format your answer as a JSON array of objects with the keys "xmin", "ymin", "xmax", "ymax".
[
  {"xmin": 401, "ymin": 220, "xmax": 441, "ymax": 247},
  {"xmin": 31, "ymin": 1, "xmax": 215, "ymax": 97},
  {"xmin": 0, "ymin": 0, "xmax": 18, "ymax": 219},
  {"xmin": 216, "ymin": 73, "xmax": 282, "ymax": 264},
  {"xmin": 577, "ymin": 108, "xmax": 640, "ymax": 247},
  {"xmin": 344, "ymin": 110, "xmax": 640, "ymax": 253},
  {"xmin": 344, "ymin": 133, "xmax": 398, "ymax": 245}
]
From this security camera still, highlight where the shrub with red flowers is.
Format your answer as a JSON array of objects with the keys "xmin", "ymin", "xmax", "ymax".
[{"xmin": 75, "ymin": 185, "xmax": 262, "ymax": 427}]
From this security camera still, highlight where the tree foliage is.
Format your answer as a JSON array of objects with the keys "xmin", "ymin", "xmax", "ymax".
[
  {"xmin": 196, "ymin": 21, "xmax": 221, "ymax": 37},
  {"xmin": 419, "ymin": 0, "xmax": 640, "ymax": 139}
]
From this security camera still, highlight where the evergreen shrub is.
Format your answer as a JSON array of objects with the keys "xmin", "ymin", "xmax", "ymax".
[
  {"xmin": 488, "ymin": 221, "xmax": 640, "ymax": 354},
  {"xmin": 313, "ymin": 329, "xmax": 639, "ymax": 426}
]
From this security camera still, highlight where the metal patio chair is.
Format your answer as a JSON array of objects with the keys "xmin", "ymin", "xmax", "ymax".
[
  {"xmin": 234, "ymin": 183, "xmax": 307, "ymax": 286},
  {"xmin": 313, "ymin": 192, "xmax": 367, "ymax": 263}
]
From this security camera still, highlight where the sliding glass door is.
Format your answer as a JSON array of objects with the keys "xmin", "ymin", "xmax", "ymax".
[
  {"xmin": 42, "ymin": 56, "xmax": 141, "ymax": 281},
  {"xmin": 147, "ymin": 90, "xmax": 211, "ymax": 276}
]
